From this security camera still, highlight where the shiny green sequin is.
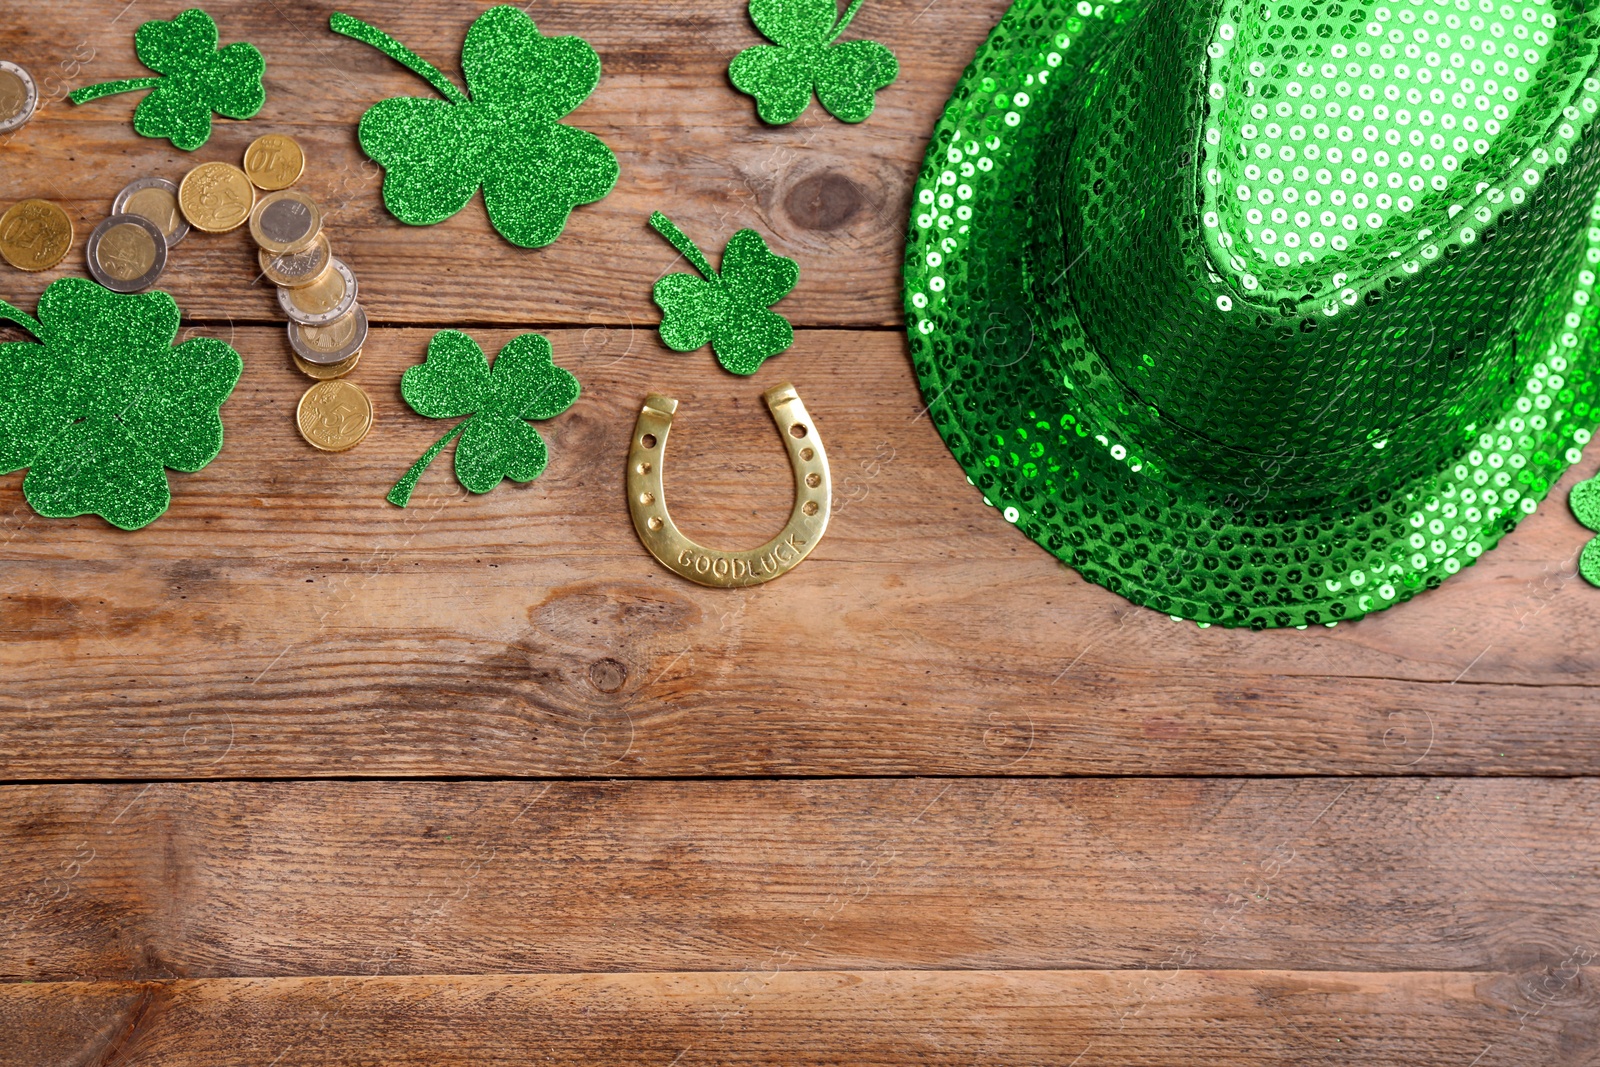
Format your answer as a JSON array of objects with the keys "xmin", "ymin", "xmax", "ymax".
[
  {"xmin": 387, "ymin": 330, "xmax": 580, "ymax": 507},
  {"xmin": 0, "ymin": 279, "xmax": 242, "ymax": 530},
  {"xmin": 905, "ymin": 0, "xmax": 1600, "ymax": 629},
  {"xmin": 730, "ymin": 0, "xmax": 899, "ymax": 124},
  {"xmin": 331, "ymin": 7, "xmax": 619, "ymax": 249},
  {"xmin": 650, "ymin": 211, "xmax": 800, "ymax": 376},
  {"xmin": 69, "ymin": 9, "xmax": 265, "ymax": 151},
  {"xmin": 1568, "ymin": 475, "xmax": 1600, "ymax": 586}
]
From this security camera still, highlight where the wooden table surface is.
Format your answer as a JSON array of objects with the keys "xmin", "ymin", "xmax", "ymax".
[{"xmin": 4, "ymin": 2, "xmax": 1600, "ymax": 1064}]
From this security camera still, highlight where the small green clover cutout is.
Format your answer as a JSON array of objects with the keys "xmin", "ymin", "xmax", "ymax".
[
  {"xmin": 729, "ymin": 0, "xmax": 898, "ymax": 125},
  {"xmin": 70, "ymin": 9, "xmax": 265, "ymax": 151},
  {"xmin": 1570, "ymin": 476, "xmax": 1600, "ymax": 586},
  {"xmin": 650, "ymin": 211, "xmax": 800, "ymax": 376},
  {"xmin": 0, "ymin": 278, "xmax": 243, "ymax": 530},
  {"xmin": 331, "ymin": 6, "xmax": 620, "ymax": 249},
  {"xmin": 388, "ymin": 330, "xmax": 580, "ymax": 508}
]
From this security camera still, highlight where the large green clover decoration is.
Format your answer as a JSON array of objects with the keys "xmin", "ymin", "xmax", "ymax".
[
  {"xmin": 70, "ymin": 9, "xmax": 265, "ymax": 151},
  {"xmin": 0, "ymin": 279, "xmax": 243, "ymax": 530},
  {"xmin": 388, "ymin": 330, "xmax": 580, "ymax": 508},
  {"xmin": 331, "ymin": 6, "xmax": 620, "ymax": 249},
  {"xmin": 651, "ymin": 211, "xmax": 800, "ymax": 376},
  {"xmin": 729, "ymin": 0, "xmax": 898, "ymax": 125}
]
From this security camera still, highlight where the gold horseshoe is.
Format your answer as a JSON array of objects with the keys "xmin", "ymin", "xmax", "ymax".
[{"xmin": 628, "ymin": 383, "xmax": 831, "ymax": 588}]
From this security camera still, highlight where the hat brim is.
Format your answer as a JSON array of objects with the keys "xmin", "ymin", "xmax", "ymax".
[{"xmin": 904, "ymin": 0, "xmax": 1600, "ymax": 629}]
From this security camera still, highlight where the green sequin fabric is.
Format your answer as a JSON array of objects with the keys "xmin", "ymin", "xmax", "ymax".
[
  {"xmin": 905, "ymin": 0, "xmax": 1600, "ymax": 629},
  {"xmin": 730, "ymin": 0, "xmax": 900, "ymax": 124},
  {"xmin": 69, "ymin": 9, "xmax": 265, "ymax": 151},
  {"xmin": 331, "ymin": 6, "xmax": 619, "ymax": 249},
  {"xmin": 650, "ymin": 211, "xmax": 800, "ymax": 375},
  {"xmin": 0, "ymin": 279, "xmax": 243, "ymax": 530},
  {"xmin": 387, "ymin": 329, "xmax": 580, "ymax": 507}
]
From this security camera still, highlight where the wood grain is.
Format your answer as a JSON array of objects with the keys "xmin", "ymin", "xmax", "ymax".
[
  {"xmin": 3, "ymin": 969, "xmax": 1596, "ymax": 1067},
  {"xmin": 4, "ymin": 2, "xmax": 1599, "ymax": 1063},
  {"xmin": 4, "ymin": 779, "xmax": 1597, "ymax": 980},
  {"xmin": 0, "ymin": 0, "xmax": 1010, "ymax": 327},
  {"xmin": 3, "ymin": 329, "xmax": 1600, "ymax": 779}
]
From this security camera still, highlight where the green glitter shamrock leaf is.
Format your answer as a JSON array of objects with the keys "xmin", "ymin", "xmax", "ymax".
[
  {"xmin": 1569, "ymin": 476, "xmax": 1600, "ymax": 587},
  {"xmin": 331, "ymin": 6, "xmax": 620, "ymax": 249},
  {"xmin": 729, "ymin": 0, "xmax": 898, "ymax": 125},
  {"xmin": 69, "ymin": 9, "xmax": 265, "ymax": 151},
  {"xmin": 650, "ymin": 211, "xmax": 799, "ymax": 376},
  {"xmin": 388, "ymin": 329, "xmax": 580, "ymax": 507},
  {"xmin": 0, "ymin": 278, "xmax": 242, "ymax": 530}
]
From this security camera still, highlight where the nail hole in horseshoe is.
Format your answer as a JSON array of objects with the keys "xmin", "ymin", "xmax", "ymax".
[
  {"xmin": 641, "ymin": 433, "xmax": 657, "ymax": 449},
  {"xmin": 648, "ymin": 516, "xmax": 663, "ymax": 531},
  {"xmin": 639, "ymin": 492, "xmax": 655, "ymax": 506},
  {"xmin": 806, "ymin": 473, "xmax": 821, "ymax": 488},
  {"xmin": 789, "ymin": 423, "xmax": 809, "ymax": 438},
  {"xmin": 801, "ymin": 447, "xmax": 815, "ymax": 461},
  {"xmin": 636, "ymin": 461, "xmax": 651, "ymax": 475},
  {"xmin": 803, "ymin": 501, "xmax": 819, "ymax": 516}
]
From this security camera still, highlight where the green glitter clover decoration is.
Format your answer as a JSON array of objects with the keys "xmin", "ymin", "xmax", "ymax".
[
  {"xmin": 388, "ymin": 330, "xmax": 580, "ymax": 507},
  {"xmin": 0, "ymin": 279, "xmax": 243, "ymax": 530},
  {"xmin": 650, "ymin": 211, "xmax": 800, "ymax": 376},
  {"xmin": 331, "ymin": 6, "xmax": 619, "ymax": 249},
  {"xmin": 1570, "ymin": 476, "xmax": 1600, "ymax": 587},
  {"xmin": 729, "ymin": 0, "xmax": 898, "ymax": 125},
  {"xmin": 69, "ymin": 9, "xmax": 265, "ymax": 151}
]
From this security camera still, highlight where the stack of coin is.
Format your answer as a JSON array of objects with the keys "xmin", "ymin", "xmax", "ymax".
[{"xmin": 235, "ymin": 134, "xmax": 373, "ymax": 453}]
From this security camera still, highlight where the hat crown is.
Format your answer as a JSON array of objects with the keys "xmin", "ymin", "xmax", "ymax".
[
  {"xmin": 1204, "ymin": 0, "xmax": 1598, "ymax": 298},
  {"xmin": 1057, "ymin": 0, "xmax": 1600, "ymax": 501}
]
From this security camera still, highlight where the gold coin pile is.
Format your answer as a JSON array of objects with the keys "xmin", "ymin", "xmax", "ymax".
[{"xmin": 235, "ymin": 135, "xmax": 374, "ymax": 453}]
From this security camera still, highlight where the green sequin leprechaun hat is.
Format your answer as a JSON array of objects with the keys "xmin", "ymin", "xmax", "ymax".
[{"xmin": 905, "ymin": 0, "xmax": 1600, "ymax": 628}]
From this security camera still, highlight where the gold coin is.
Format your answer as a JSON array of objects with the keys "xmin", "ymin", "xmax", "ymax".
[
  {"xmin": 0, "ymin": 70, "xmax": 28, "ymax": 126},
  {"xmin": 0, "ymin": 62, "xmax": 36, "ymax": 135},
  {"xmin": 259, "ymin": 231, "xmax": 332, "ymax": 288},
  {"xmin": 292, "ymin": 347, "xmax": 362, "ymax": 381},
  {"xmin": 290, "ymin": 306, "xmax": 367, "ymax": 364},
  {"xmin": 178, "ymin": 161, "xmax": 256, "ymax": 233},
  {"xmin": 0, "ymin": 198, "xmax": 73, "ymax": 272},
  {"xmin": 96, "ymin": 222, "xmax": 158, "ymax": 282},
  {"xmin": 243, "ymin": 134, "xmax": 305, "ymax": 191},
  {"xmin": 280, "ymin": 258, "xmax": 354, "ymax": 322},
  {"xmin": 297, "ymin": 379, "xmax": 373, "ymax": 453},
  {"xmin": 119, "ymin": 184, "xmax": 187, "ymax": 243}
]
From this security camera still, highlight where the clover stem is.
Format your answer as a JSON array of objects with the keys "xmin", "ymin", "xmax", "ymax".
[
  {"xmin": 829, "ymin": 0, "xmax": 869, "ymax": 42},
  {"xmin": 387, "ymin": 420, "xmax": 469, "ymax": 508},
  {"xmin": 68, "ymin": 77, "xmax": 162, "ymax": 105},
  {"xmin": 0, "ymin": 299, "xmax": 41, "ymax": 341},
  {"xmin": 329, "ymin": 12, "xmax": 471, "ymax": 106},
  {"xmin": 649, "ymin": 211, "xmax": 719, "ymax": 283}
]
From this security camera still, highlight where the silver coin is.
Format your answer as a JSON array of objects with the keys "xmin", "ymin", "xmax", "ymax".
[
  {"xmin": 261, "ymin": 231, "xmax": 331, "ymax": 288},
  {"xmin": 277, "ymin": 257, "xmax": 358, "ymax": 326},
  {"xmin": 254, "ymin": 192, "xmax": 319, "ymax": 248},
  {"xmin": 112, "ymin": 177, "xmax": 190, "ymax": 248},
  {"xmin": 0, "ymin": 62, "xmax": 38, "ymax": 136},
  {"xmin": 86, "ymin": 214, "xmax": 169, "ymax": 294},
  {"xmin": 288, "ymin": 305, "xmax": 368, "ymax": 365}
]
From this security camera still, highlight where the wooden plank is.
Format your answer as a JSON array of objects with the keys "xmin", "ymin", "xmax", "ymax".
[
  {"xmin": 3, "ymin": 779, "xmax": 1597, "ymax": 980},
  {"xmin": 0, "ymin": 0, "xmax": 1011, "ymax": 327},
  {"xmin": 3, "ymin": 329, "xmax": 1600, "ymax": 779},
  {"xmin": 2, "ymin": 968, "xmax": 1595, "ymax": 1066}
]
